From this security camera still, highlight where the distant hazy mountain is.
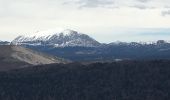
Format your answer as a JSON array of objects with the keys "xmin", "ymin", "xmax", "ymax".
[
  {"xmin": 0, "ymin": 41, "xmax": 10, "ymax": 45},
  {"xmin": 0, "ymin": 45, "xmax": 67, "ymax": 71},
  {"xmin": 12, "ymin": 29, "xmax": 100, "ymax": 47}
]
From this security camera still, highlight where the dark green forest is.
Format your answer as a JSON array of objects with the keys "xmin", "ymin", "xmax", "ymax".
[{"xmin": 0, "ymin": 60, "xmax": 170, "ymax": 100}]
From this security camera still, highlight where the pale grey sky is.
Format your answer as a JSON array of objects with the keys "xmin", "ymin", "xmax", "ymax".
[{"xmin": 0, "ymin": 0, "xmax": 170, "ymax": 42}]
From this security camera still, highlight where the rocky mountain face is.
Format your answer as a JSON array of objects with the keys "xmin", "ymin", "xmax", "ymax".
[
  {"xmin": 12, "ymin": 29, "xmax": 100, "ymax": 47},
  {"xmin": 0, "ymin": 45, "xmax": 67, "ymax": 71}
]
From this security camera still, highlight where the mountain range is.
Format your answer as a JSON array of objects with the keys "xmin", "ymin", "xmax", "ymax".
[{"xmin": 1, "ymin": 29, "xmax": 170, "ymax": 61}]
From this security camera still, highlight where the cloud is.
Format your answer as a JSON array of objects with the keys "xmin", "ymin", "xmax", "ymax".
[
  {"xmin": 136, "ymin": 0, "xmax": 151, "ymax": 3},
  {"xmin": 64, "ymin": 0, "xmax": 115, "ymax": 8},
  {"xmin": 77, "ymin": 0, "xmax": 115, "ymax": 8},
  {"xmin": 162, "ymin": 10, "xmax": 170, "ymax": 16},
  {"xmin": 64, "ymin": 0, "xmax": 170, "ymax": 10},
  {"xmin": 0, "ymin": 0, "xmax": 170, "ymax": 42},
  {"xmin": 129, "ymin": 5, "xmax": 155, "ymax": 9}
]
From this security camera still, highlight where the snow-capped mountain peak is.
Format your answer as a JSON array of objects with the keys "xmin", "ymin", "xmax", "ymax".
[{"xmin": 12, "ymin": 29, "xmax": 100, "ymax": 47}]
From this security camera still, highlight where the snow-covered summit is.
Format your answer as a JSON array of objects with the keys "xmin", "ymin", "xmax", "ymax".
[
  {"xmin": 12, "ymin": 29, "xmax": 100, "ymax": 47},
  {"xmin": 14, "ymin": 29, "xmax": 73, "ymax": 41},
  {"xmin": 27, "ymin": 29, "xmax": 75, "ymax": 39}
]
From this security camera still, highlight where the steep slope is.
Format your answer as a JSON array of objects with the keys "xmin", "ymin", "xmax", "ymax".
[
  {"xmin": 12, "ymin": 29, "xmax": 100, "ymax": 47},
  {"xmin": 0, "ymin": 45, "xmax": 67, "ymax": 71}
]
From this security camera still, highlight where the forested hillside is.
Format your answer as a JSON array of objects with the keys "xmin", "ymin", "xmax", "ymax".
[{"xmin": 0, "ymin": 60, "xmax": 169, "ymax": 100}]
